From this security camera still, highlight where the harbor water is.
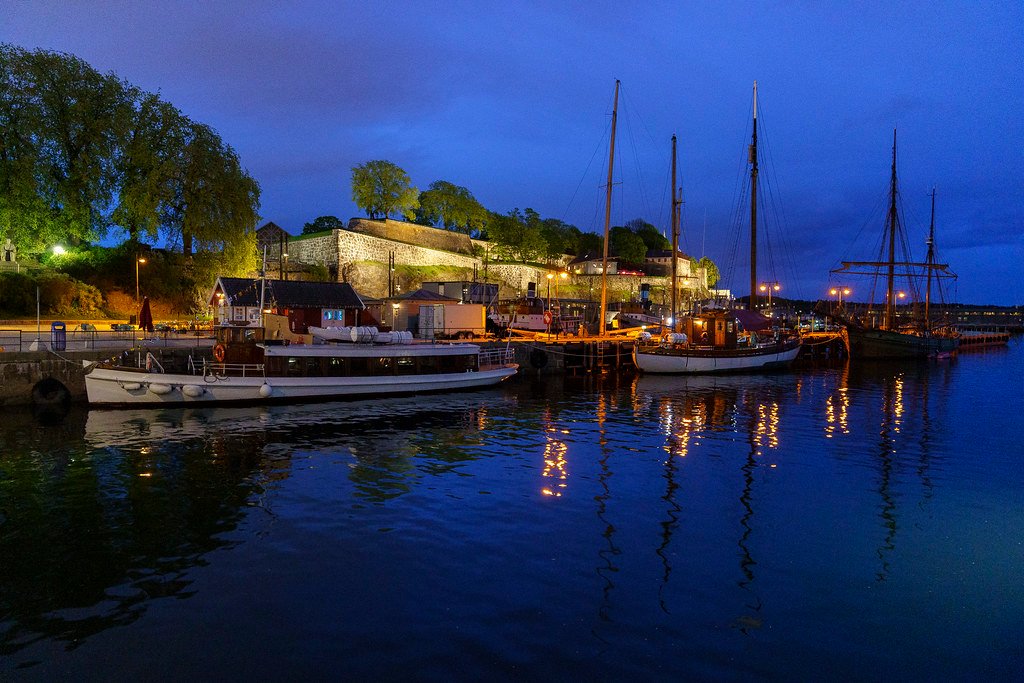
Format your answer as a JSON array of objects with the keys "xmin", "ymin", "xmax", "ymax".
[{"xmin": 1, "ymin": 340, "xmax": 1022, "ymax": 679}]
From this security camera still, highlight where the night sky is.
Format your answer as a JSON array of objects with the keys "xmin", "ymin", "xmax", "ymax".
[{"xmin": 4, "ymin": 2, "xmax": 1022, "ymax": 305}]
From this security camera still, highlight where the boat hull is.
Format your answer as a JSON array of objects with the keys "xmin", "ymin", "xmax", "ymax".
[
  {"xmin": 85, "ymin": 365, "xmax": 518, "ymax": 407},
  {"xmin": 847, "ymin": 328, "xmax": 959, "ymax": 359},
  {"xmin": 633, "ymin": 339, "xmax": 801, "ymax": 374}
]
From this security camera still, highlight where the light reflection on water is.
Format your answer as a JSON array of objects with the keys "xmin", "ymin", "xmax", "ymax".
[{"xmin": 1, "ymin": 342, "xmax": 1023, "ymax": 679}]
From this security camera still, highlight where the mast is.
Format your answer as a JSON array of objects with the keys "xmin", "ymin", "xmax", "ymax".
[
  {"xmin": 925, "ymin": 187, "xmax": 936, "ymax": 330},
  {"xmin": 670, "ymin": 134, "xmax": 679, "ymax": 332},
  {"xmin": 884, "ymin": 129, "xmax": 898, "ymax": 330},
  {"xmin": 748, "ymin": 81, "xmax": 758, "ymax": 311},
  {"xmin": 599, "ymin": 79, "xmax": 620, "ymax": 336}
]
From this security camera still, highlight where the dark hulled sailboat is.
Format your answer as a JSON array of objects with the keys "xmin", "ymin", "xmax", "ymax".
[{"xmin": 831, "ymin": 132, "xmax": 958, "ymax": 359}]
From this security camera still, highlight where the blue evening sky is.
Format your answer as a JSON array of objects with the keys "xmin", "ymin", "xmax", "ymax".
[{"xmin": 3, "ymin": 1, "xmax": 1022, "ymax": 304}]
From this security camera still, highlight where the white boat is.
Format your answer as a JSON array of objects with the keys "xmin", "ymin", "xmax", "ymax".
[
  {"xmin": 634, "ymin": 83, "xmax": 801, "ymax": 375},
  {"xmin": 84, "ymin": 322, "xmax": 518, "ymax": 407},
  {"xmin": 634, "ymin": 310, "xmax": 802, "ymax": 374}
]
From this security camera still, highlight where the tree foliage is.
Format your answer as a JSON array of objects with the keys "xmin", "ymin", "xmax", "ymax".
[
  {"xmin": 486, "ymin": 208, "xmax": 546, "ymax": 263},
  {"xmin": 609, "ymin": 226, "xmax": 648, "ymax": 266},
  {"xmin": 302, "ymin": 215, "xmax": 345, "ymax": 234},
  {"xmin": 416, "ymin": 180, "xmax": 487, "ymax": 235},
  {"xmin": 350, "ymin": 160, "xmax": 419, "ymax": 221},
  {"xmin": 0, "ymin": 43, "xmax": 260, "ymax": 258},
  {"xmin": 698, "ymin": 256, "xmax": 720, "ymax": 287},
  {"xmin": 626, "ymin": 218, "xmax": 669, "ymax": 252}
]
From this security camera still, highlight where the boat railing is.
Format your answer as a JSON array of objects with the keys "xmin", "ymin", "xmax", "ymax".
[
  {"xmin": 479, "ymin": 348, "xmax": 515, "ymax": 368},
  {"xmin": 189, "ymin": 357, "xmax": 265, "ymax": 377}
]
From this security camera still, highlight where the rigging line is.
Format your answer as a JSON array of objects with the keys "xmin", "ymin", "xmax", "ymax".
[
  {"xmin": 654, "ymin": 161, "xmax": 671, "ymax": 234},
  {"xmin": 756, "ymin": 105, "xmax": 804, "ymax": 299},
  {"xmin": 619, "ymin": 90, "xmax": 657, "ymax": 223},
  {"xmin": 561, "ymin": 117, "xmax": 611, "ymax": 226}
]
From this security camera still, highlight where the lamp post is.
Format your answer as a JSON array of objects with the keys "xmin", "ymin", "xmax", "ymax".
[
  {"xmin": 546, "ymin": 273, "xmax": 554, "ymax": 333},
  {"xmin": 759, "ymin": 281, "xmax": 780, "ymax": 312},
  {"xmin": 135, "ymin": 256, "xmax": 147, "ymax": 319},
  {"xmin": 829, "ymin": 286, "xmax": 851, "ymax": 311}
]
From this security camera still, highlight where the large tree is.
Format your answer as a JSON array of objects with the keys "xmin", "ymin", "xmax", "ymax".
[
  {"xmin": 112, "ymin": 91, "xmax": 186, "ymax": 246},
  {"xmin": 487, "ymin": 208, "xmax": 546, "ymax": 263},
  {"xmin": 0, "ymin": 43, "xmax": 261, "ymax": 260},
  {"xmin": 609, "ymin": 225, "xmax": 648, "ymax": 266},
  {"xmin": 626, "ymin": 217, "xmax": 669, "ymax": 252},
  {"xmin": 0, "ymin": 44, "xmax": 132, "ymax": 249},
  {"xmin": 698, "ymin": 256, "xmax": 720, "ymax": 288},
  {"xmin": 161, "ymin": 122, "xmax": 260, "ymax": 257},
  {"xmin": 416, "ymin": 180, "xmax": 487, "ymax": 235},
  {"xmin": 350, "ymin": 160, "xmax": 418, "ymax": 221}
]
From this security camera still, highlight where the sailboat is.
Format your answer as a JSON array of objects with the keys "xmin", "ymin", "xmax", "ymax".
[
  {"xmin": 633, "ymin": 82, "xmax": 802, "ymax": 374},
  {"xmin": 830, "ymin": 131, "xmax": 959, "ymax": 359}
]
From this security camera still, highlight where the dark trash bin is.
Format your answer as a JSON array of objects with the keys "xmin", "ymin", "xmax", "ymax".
[{"xmin": 51, "ymin": 321, "xmax": 66, "ymax": 351}]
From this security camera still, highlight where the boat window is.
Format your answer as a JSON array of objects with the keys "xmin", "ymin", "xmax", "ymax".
[
  {"xmin": 348, "ymin": 357, "xmax": 369, "ymax": 376},
  {"xmin": 395, "ymin": 356, "xmax": 416, "ymax": 375},
  {"xmin": 305, "ymin": 357, "xmax": 322, "ymax": 377},
  {"xmin": 373, "ymin": 357, "xmax": 394, "ymax": 376},
  {"xmin": 418, "ymin": 356, "xmax": 439, "ymax": 374},
  {"xmin": 286, "ymin": 357, "xmax": 303, "ymax": 377},
  {"xmin": 326, "ymin": 357, "xmax": 347, "ymax": 376}
]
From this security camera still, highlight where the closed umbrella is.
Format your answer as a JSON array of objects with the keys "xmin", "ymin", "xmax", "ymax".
[{"xmin": 139, "ymin": 296, "xmax": 155, "ymax": 333}]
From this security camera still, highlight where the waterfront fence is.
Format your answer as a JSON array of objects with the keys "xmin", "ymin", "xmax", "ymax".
[{"xmin": 0, "ymin": 326, "xmax": 214, "ymax": 353}]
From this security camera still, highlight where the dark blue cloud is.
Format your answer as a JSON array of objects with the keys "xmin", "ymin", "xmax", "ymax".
[{"xmin": 3, "ymin": 1, "xmax": 1021, "ymax": 303}]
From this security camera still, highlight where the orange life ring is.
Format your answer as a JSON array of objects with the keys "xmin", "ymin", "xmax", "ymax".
[{"xmin": 213, "ymin": 344, "xmax": 226, "ymax": 362}]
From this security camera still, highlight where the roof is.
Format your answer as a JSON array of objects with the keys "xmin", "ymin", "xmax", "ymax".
[
  {"xmin": 214, "ymin": 277, "xmax": 365, "ymax": 309},
  {"xmin": 732, "ymin": 309, "xmax": 773, "ymax": 331},
  {"xmin": 646, "ymin": 249, "xmax": 692, "ymax": 260},
  {"xmin": 568, "ymin": 252, "xmax": 619, "ymax": 265},
  {"xmin": 394, "ymin": 288, "xmax": 460, "ymax": 302}
]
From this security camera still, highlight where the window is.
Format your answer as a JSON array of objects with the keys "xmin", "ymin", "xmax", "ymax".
[
  {"xmin": 326, "ymin": 357, "xmax": 347, "ymax": 376},
  {"xmin": 396, "ymin": 356, "xmax": 416, "ymax": 375},
  {"xmin": 373, "ymin": 357, "xmax": 394, "ymax": 376}
]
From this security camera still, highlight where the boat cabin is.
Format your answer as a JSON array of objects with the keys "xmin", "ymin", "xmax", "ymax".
[{"xmin": 683, "ymin": 311, "xmax": 739, "ymax": 349}]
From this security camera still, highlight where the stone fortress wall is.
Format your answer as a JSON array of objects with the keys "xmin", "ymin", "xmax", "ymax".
[{"xmin": 277, "ymin": 218, "xmax": 691, "ymax": 302}]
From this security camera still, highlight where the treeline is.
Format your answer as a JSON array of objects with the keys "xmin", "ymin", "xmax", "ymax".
[
  {"xmin": 347, "ymin": 159, "xmax": 719, "ymax": 281},
  {"xmin": 0, "ymin": 43, "xmax": 259, "ymax": 263}
]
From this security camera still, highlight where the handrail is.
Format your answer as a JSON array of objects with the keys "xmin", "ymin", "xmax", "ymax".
[
  {"xmin": 200, "ymin": 360, "xmax": 266, "ymax": 378},
  {"xmin": 479, "ymin": 348, "xmax": 514, "ymax": 367}
]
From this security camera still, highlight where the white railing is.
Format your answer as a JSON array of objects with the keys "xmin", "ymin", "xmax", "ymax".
[
  {"xmin": 479, "ymin": 348, "xmax": 515, "ymax": 368},
  {"xmin": 193, "ymin": 359, "xmax": 266, "ymax": 377}
]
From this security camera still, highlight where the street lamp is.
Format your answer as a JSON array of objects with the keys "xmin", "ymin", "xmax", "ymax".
[
  {"xmin": 759, "ymin": 281, "xmax": 781, "ymax": 311},
  {"xmin": 829, "ymin": 286, "xmax": 851, "ymax": 309},
  {"xmin": 135, "ymin": 256, "xmax": 147, "ymax": 315}
]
